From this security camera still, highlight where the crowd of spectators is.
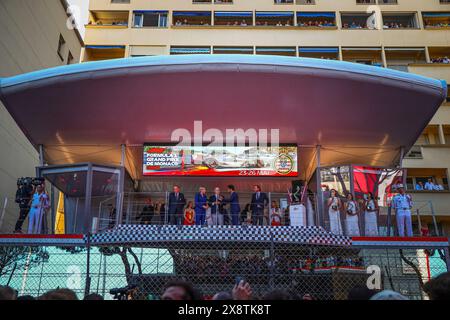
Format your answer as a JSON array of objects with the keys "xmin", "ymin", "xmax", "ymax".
[
  {"xmin": 415, "ymin": 178, "xmax": 446, "ymax": 191},
  {"xmin": 297, "ymin": 20, "xmax": 335, "ymax": 27},
  {"xmin": 342, "ymin": 22, "xmax": 368, "ymax": 29},
  {"xmin": 431, "ymin": 57, "xmax": 450, "ymax": 64},
  {"xmin": 1, "ymin": 271, "xmax": 449, "ymax": 300},
  {"xmin": 424, "ymin": 21, "xmax": 450, "ymax": 28},
  {"xmin": 383, "ymin": 22, "xmax": 412, "ymax": 29},
  {"xmin": 174, "ymin": 254, "xmax": 365, "ymax": 278}
]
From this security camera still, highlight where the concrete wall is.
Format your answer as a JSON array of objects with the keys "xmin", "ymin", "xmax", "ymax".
[{"xmin": 0, "ymin": 0, "xmax": 82, "ymax": 233}]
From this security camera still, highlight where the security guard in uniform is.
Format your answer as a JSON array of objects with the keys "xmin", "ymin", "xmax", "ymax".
[{"xmin": 392, "ymin": 184, "xmax": 413, "ymax": 237}]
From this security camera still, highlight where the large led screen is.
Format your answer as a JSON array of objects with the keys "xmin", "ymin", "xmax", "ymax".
[{"xmin": 143, "ymin": 145, "xmax": 298, "ymax": 176}]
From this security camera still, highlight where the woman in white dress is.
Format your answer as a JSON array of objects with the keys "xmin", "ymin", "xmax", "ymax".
[
  {"xmin": 344, "ymin": 193, "xmax": 360, "ymax": 236},
  {"xmin": 364, "ymin": 192, "xmax": 379, "ymax": 236},
  {"xmin": 327, "ymin": 189, "xmax": 343, "ymax": 235},
  {"xmin": 27, "ymin": 184, "xmax": 50, "ymax": 234}
]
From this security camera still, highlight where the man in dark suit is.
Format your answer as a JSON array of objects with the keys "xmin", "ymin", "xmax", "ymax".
[
  {"xmin": 226, "ymin": 185, "xmax": 241, "ymax": 225},
  {"xmin": 250, "ymin": 185, "xmax": 268, "ymax": 226},
  {"xmin": 168, "ymin": 185, "xmax": 186, "ymax": 225}
]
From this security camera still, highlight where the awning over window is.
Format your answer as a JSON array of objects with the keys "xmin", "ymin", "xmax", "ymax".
[
  {"xmin": 170, "ymin": 47, "xmax": 211, "ymax": 54},
  {"xmin": 134, "ymin": 10, "xmax": 168, "ymax": 15},
  {"xmin": 384, "ymin": 47, "xmax": 426, "ymax": 51},
  {"xmin": 214, "ymin": 47, "xmax": 253, "ymax": 52},
  {"xmin": 256, "ymin": 47, "xmax": 296, "ymax": 53},
  {"xmin": 255, "ymin": 12, "xmax": 294, "ymax": 18},
  {"xmin": 214, "ymin": 11, "xmax": 253, "ymax": 18},
  {"xmin": 422, "ymin": 12, "xmax": 450, "ymax": 18},
  {"xmin": 299, "ymin": 47, "xmax": 339, "ymax": 53},
  {"xmin": 173, "ymin": 11, "xmax": 211, "ymax": 17},
  {"xmin": 297, "ymin": 12, "xmax": 335, "ymax": 18}
]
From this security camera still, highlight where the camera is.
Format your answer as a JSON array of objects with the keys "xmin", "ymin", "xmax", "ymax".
[
  {"xmin": 331, "ymin": 205, "xmax": 338, "ymax": 211},
  {"xmin": 110, "ymin": 284, "xmax": 137, "ymax": 300}
]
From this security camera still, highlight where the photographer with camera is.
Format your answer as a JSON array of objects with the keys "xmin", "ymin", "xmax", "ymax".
[
  {"xmin": 14, "ymin": 178, "xmax": 34, "ymax": 233},
  {"xmin": 27, "ymin": 182, "xmax": 50, "ymax": 234}
]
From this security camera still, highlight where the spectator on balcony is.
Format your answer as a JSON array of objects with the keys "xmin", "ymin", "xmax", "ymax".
[
  {"xmin": 363, "ymin": 192, "xmax": 379, "ymax": 236},
  {"xmin": 424, "ymin": 178, "xmax": 436, "ymax": 191},
  {"xmin": 344, "ymin": 193, "xmax": 360, "ymax": 236},
  {"xmin": 392, "ymin": 184, "xmax": 413, "ymax": 237},
  {"xmin": 415, "ymin": 181, "xmax": 424, "ymax": 191},
  {"xmin": 183, "ymin": 201, "xmax": 195, "ymax": 226},
  {"xmin": 327, "ymin": 189, "xmax": 343, "ymax": 235},
  {"xmin": 168, "ymin": 185, "xmax": 186, "ymax": 225}
]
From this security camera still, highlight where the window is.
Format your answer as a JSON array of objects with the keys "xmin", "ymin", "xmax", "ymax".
[
  {"xmin": 255, "ymin": 11, "xmax": 294, "ymax": 26},
  {"xmin": 423, "ymin": 12, "xmax": 450, "ymax": 28},
  {"xmin": 57, "ymin": 34, "xmax": 66, "ymax": 61},
  {"xmin": 299, "ymin": 47, "xmax": 339, "ymax": 60},
  {"xmin": 83, "ymin": 45, "xmax": 126, "ymax": 62},
  {"xmin": 214, "ymin": 11, "xmax": 253, "ymax": 26},
  {"xmin": 404, "ymin": 146, "xmax": 423, "ymax": 159},
  {"xmin": 385, "ymin": 47, "xmax": 426, "ymax": 70},
  {"xmin": 341, "ymin": 12, "xmax": 377, "ymax": 29},
  {"xmin": 341, "ymin": 47, "xmax": 383, "ymax": 66},
  {"xmin": 133, "ymin": 11, "xmax": 168, "ymax": 27},
  {"xmin": 296, "ymin": 12, "xmax": 336, "ymax": 27},
  {"xmin": 428, "ymin": 47, "xmax": 450, "ymax": 64},
  {"xmin": 88, "ymin": 11, "xmax": 129, "ymax": 26},
  {"xmin": 382, "ymin": 12, "xmax": 418, "ymax": 29},
  {"xmin": 67, "ymin": 51, "xmax": 74, "ymax": 65},
  {"xmin": 173, "ymin": 11, "xmax": 211, "ymax": 26},
  {"xmin": 407, "ymin": 168, "xmax": 449, "ymax": 191}
]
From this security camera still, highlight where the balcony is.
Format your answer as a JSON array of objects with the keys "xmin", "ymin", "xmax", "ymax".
[
  {"xmin": 213, "ymin": 11, "xmax": 253, "ymax": 27},
  {"xmin": 255, "ymin": 11, "xmax": 294, "ymax": 27},
  {"xmin": 133, "ymin": 11, "xmax": 168, "ymax": 28},
  {"xmin": 296, "ymin": 12, "xmax": 336, "ymax": 28},
  {"xmin": 429, "ymin": 47, "xmax": 450, "ymax": 64},
  {"xmin": 385, "ymin": 47, "xmax": 427, "ymax": 71},
  {"xmin": 298, "ymin": 47, "xmax": 339, "ymax": 60},
  {"xmin": 341, "ymin": 12, "xmax": 377, "ymax": 29},
  {"xmin": 255, "ymin": 47, "xmax": 296, "ymax": 56},
  {"xmin": 341, "ymin": 47, "xmax": 383, "ymax": 66},
  {"xmin": 173, "ymin": 11, "xmax": 211, "ymax": 26},
  {"xmin": 382, "ymin": 12, "xmax": 419, "ymax": 29},
  {"xmin": 83, "ymin": 45, "xmax": 125, "ymax": 62},
  {"xmin": 87, "ymin": 10, "xmax": 129, "ymax": 28},
  {"xmin": 407, "ymin": 168, "xmax": 449, "ymax": 192},
  {"xmin": 423, "ymin": 12, "xmax": 450, "ymax": 29}
]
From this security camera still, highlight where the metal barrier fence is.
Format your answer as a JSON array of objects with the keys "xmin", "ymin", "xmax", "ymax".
[{"xmin": 0, "ymin": 234, "xmax": 448, "ymax": 300}]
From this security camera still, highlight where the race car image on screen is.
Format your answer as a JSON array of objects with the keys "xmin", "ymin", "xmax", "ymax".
[{"xmin": 143, "ymin": 145, "xmax": 298, "ymax": 176}]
